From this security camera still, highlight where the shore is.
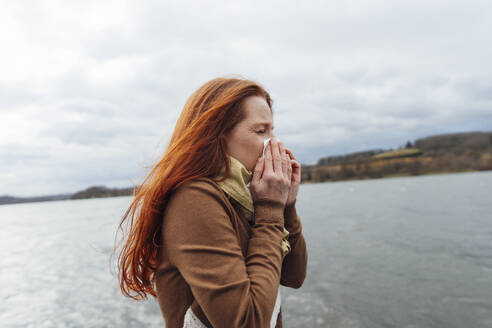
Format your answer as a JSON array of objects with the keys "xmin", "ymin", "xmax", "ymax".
[{"xmin": 1, "ymin": 168, "xmax": 487, "ymax": 206}]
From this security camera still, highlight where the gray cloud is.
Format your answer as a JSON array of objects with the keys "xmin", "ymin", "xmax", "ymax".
[{"xmin": 1, "ymin": 0, "xmax": 491, "ymax": 196}]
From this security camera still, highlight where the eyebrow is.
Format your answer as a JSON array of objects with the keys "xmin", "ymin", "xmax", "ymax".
[{"xmin": 253, "ymin": 122, "xmax": 274, "ymax": 130}]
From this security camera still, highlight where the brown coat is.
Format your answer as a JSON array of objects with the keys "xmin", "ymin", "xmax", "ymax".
[{"xmin": 155, "ymin": 177, "xmax": 308, "ymax": 328}]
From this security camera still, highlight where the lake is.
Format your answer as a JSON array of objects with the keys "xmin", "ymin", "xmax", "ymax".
[{"xmin": 1, "ymin": 171, "xmax": 491, "ymax": 327}]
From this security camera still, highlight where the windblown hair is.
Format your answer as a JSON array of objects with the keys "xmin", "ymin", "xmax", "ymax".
[{"xmin": 114, "ymin": 76, "xmax": 272, "ymax": 300}]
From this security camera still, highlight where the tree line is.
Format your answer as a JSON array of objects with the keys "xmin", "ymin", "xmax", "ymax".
[{"xmin": 302, "ymin": 131, "xmax": 492, "ymax": 182}]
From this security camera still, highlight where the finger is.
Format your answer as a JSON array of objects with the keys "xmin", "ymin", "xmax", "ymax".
[
  {"xmin": 287, "ymin": 156, "xmax": 293, "ymax": 180},
  {"xmin": 263, "ymin": 142, "xmax": 273, "ymax": 174},
  {"xmin": 283, "ymin": 152, "xmax": 290, "ymax": 180},
  {"xmin": 271, "ymin": 137, "xmax": 282, "ymax": 174},
  {"xmin": 279, "ymin": 142, "xmax": 288, "ymax": 178},
  {"xmin": 252, "ymin": 157, "xmax": 264, "ymax": 185},
  {"xmin": 285, "ymin": 148, "xmax": 297, "ymax": 161},
  {"xmin": 291, "ymin": 160, "xmax": 301, "ymax": 181},
  {"xmin": 291, "ymin": 160, "xmax": 301, "ymax": 171}
]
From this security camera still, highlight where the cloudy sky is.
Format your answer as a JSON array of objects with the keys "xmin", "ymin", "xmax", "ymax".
[{"xmin": 1, "ymin": 0, "xmax": 491, "ymax": 197}]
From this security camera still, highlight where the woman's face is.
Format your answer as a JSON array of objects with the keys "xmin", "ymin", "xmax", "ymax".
[{"xmin": 225, "ymin": 96, "xmax": 275, "ymax": 171}]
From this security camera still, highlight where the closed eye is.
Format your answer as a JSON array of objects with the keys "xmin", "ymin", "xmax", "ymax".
[{"xmin": 256, "ymin": 130, "xmax": 266, "ymax": 134}]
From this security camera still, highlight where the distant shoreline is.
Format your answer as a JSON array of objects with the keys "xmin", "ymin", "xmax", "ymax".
[
  {"xmin": 2, "ymin": 131, "xmax": 491, "ymax": 206},
  {"xmin": 1, "ymin": 169, "xmax": 489, "ymax": 206},
  {"xmin": 301, "ymin": 168, "xmax": 482, "ymax": 184},
  {"xmin": 302, "ymin": 131, "xmax": 492, "ymax": 183}
]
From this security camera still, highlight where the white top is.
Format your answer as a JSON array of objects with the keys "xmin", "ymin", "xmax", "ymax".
[
  {"xmin": 182, "ymin": 288, "xmax": 281, "ymax": 328},
  {"xmin": 183, "ymin": 306, "xmax": 207, "ymax": 328},
  {"xmin": 270, "ymin": 287, "xmax": 282, "ymax": 328}
]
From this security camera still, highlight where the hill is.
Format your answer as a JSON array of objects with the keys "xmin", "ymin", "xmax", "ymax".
[
  {"xmin": 0, "ymin": 186, "xmax": 134, "ymax": 205},
  {"xmin": 0, "ymin": 194, "xmax": 73, "ymax": 205},
  {"xmin": 303, "ymin": 131, "xmax": 492, "ymax": 182},
  {"xmin": 71, "ymin": 186, "xmax": 134, "ymax": 199}
]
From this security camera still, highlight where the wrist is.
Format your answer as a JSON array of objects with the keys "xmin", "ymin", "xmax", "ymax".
[
  {"xmin": 254, "ymin": 198, "xmax": 285, "ymax": 224},
  {"xmin": 284, "ymin": 200, "xmax": 298, "ymax": 229},
  {"xmin": 286, "ymin": 198, "xmax": 297, "ymax": 208}
]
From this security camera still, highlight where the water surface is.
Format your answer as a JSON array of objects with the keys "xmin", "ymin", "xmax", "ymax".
[{"xmin": 1, "ymin": 171, "xmax": 491, "ymax": 327}]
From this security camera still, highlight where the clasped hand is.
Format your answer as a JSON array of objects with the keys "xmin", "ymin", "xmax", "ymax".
[{"xmin": 250, "ymin": 137, "xmax": 301, "ymax": 207}]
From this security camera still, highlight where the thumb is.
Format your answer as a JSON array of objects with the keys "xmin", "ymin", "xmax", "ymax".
[{"xmin": 252, "ymin": 157, "xmax": 264, "ymax": 186}]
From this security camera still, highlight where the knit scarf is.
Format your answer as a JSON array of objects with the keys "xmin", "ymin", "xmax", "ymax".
[{"xmin": 216, "ymin": 155, "xmax": 291, "ymax": 257}]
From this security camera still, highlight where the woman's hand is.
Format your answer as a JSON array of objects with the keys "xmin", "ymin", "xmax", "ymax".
[
  {"xmin": 284, "ymin": 148, "xmax": 301, "ymax": 206},
  {"xmin": 250, "ymin": 137, "xmax": 292, "ymax": 206}
]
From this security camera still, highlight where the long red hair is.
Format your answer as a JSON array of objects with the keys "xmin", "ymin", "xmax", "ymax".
[{"xmin": 114, "ymin": 76, "xmax": 273, "ymax": 300}]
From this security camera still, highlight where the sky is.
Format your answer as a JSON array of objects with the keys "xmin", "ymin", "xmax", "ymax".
[{"xmin": 1, "ymin": 0, "xmax": 491, "ymax": 197}]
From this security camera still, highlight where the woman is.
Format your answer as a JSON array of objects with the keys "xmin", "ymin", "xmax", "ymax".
[{"xmin": 116, "ymin": 77, "xmax": 308, "ymax": 328}]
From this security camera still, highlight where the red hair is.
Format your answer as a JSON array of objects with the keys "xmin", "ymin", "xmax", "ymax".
[{"xmin": 114, "ymin": 76, "xmax": 273, "ymax": 300}]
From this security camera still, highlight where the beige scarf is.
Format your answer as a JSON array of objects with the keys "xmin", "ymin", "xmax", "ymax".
[{"xmin": 216, "ymin": 155, "xmax": 291, "ymax": 257}]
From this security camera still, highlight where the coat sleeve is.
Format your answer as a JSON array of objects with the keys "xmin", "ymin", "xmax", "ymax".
[
  {"xmin": 163, "ymin": 180, "xmax": 286, "ymax": 328},
  {"xmin": 280, "ymin": 201, "xmax": 308, "ymax": 289}
]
